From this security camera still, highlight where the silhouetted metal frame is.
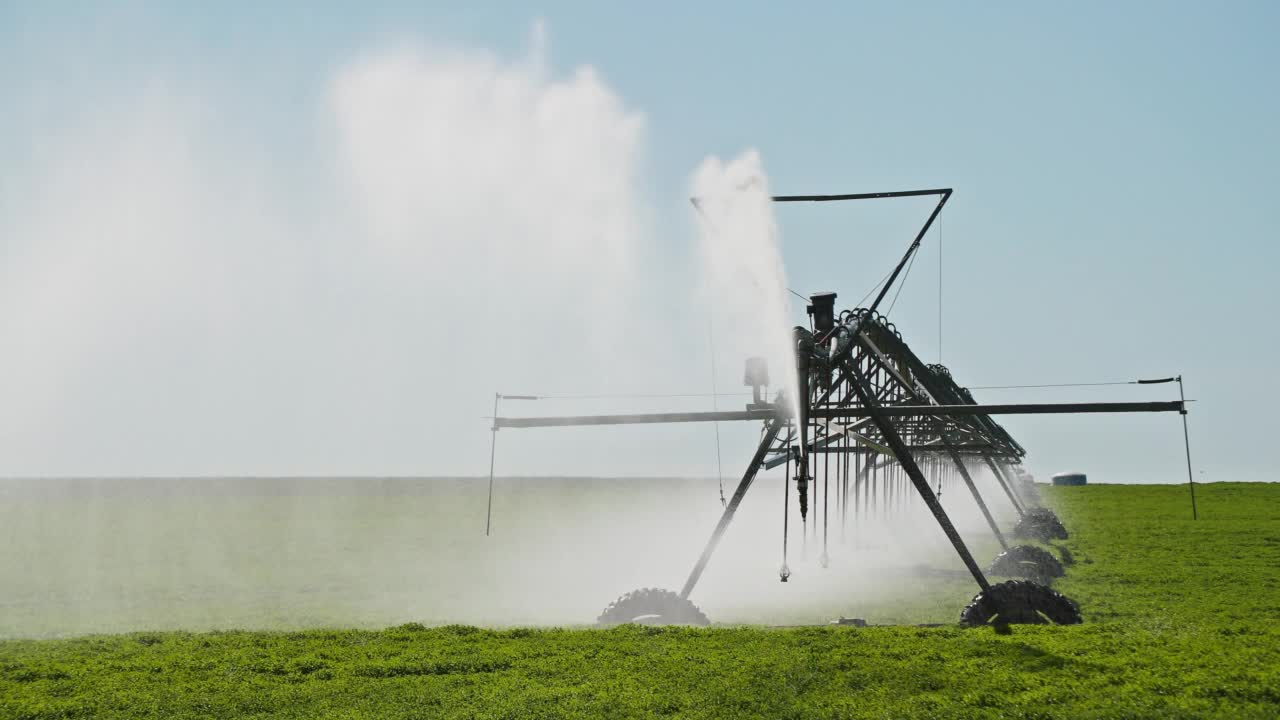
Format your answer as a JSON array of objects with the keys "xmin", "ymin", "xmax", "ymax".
[
  {"xmin": 776, "ymin": 189, "xmax": 952, "ymax": 412},
  {"xmin": 723, "ymin": 188, "xmax": 953, "ymax": 567},
  {"xmin": 486, "ymin": 187, "xmax": 1186, "ymax": 606}
]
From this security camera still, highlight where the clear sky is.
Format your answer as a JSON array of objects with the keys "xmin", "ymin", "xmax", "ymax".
[{"xmin": 1, "ymin": 2, "xmax": 1276, "ymax": 483}]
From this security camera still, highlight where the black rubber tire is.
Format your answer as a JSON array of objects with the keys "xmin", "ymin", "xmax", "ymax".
[
  {"xmin": 596, "ymin": 588, "xmax": 710, "ymax": 627},
  {"xmin": 960, "ymin": 580, "xmax": 1082, "ymax": 626},
  {"xmin": 1055, "ymin": 545, "xmax": 1076, "ymax": 566},
  {"xmin": 1013, "ymin": 508, "xmax": 1068, "ymax": 541},
  {"xmin": 1024, "ymin": 508, "xmax": 1059, "ymax": 524},
  {"xmin": 987, "ymin": 545, "xmax": 1066, "ymax": 582}
]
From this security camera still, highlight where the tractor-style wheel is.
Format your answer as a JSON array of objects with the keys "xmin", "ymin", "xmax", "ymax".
[
  {"xmin": 1013, "ymin": 508, "xmax": 1068, "ymax": 542},
  {"xmin": 988, "ymin": 545, "xmax": 1066, "ymax": 583},
  {"xmin": 960, "ymin": 580, "xmax": 1082, "ymax": 626},
  {"xmin": 597, "ymin": 588, "xmax": 710, "ymax": 627}
]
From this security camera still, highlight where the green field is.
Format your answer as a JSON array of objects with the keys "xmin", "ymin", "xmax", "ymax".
[{"xmin": 2, "ymin": 482, "xmax": 1277, "ymax": 719}]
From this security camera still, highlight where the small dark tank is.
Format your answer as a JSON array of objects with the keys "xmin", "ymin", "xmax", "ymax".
[{"xmin": 1052, "ymin": 472, "xmax": 1087, "ymax": 486}]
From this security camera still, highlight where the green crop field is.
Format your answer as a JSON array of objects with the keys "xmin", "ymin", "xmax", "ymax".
[{"xmin": 1, "ymin": 482, "xmax": 1277, "ymax": 719}]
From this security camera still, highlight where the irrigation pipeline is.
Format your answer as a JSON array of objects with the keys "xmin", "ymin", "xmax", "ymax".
[
  {"xmin": 967, "ymin": 379, "xmax": 1168, "ymax": 391},
  {"xmin": 497, "ymin": 378, "xmax": 1178, "ymax": 401},
  {"xmin": 496, "ymin": 391, "xmax": 753, "ymax": 401}
]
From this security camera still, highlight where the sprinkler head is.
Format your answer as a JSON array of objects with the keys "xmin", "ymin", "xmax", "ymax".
[
  {"xmin": 779, "ymin": 564, "xmax": 791, "ymax": 582},
  {"xmin": 820, "ymin": 552, "xmax": 829, "ymax": 569}
]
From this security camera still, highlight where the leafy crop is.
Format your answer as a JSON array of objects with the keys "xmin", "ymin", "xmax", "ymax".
[{"xmin": 1, "ymin": 482, "xmax": 1277, "ymax": 719}]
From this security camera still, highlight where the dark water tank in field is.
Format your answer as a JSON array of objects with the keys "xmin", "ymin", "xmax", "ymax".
[{"xmin": 1052, "ymin": 472, "xmax": 1087, "ymax": 486}]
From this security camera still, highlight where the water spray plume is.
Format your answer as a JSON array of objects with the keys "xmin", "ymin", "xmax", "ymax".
[
  {"xmin": 690, "ymin": 151, "xmax": 800, "ymax": 424},
  {"xmin": 1, "ymin": 24, "xmax": 661, "ymax": 477}
]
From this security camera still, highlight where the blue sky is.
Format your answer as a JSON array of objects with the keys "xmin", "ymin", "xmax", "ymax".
[{"xmin": 1, "ymin": 2, "xmax": 1276, "ymax": 483}]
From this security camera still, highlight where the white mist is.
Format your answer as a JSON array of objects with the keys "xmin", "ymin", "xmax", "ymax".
[{"xmin": 691, "ymin": 150, "xmax": 799, "ymax": 418}]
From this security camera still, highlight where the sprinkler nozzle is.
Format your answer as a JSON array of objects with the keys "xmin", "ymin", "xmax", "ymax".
[{"xmin": 779, "ymin": 564, "xmax": 791, "ymax": 582}]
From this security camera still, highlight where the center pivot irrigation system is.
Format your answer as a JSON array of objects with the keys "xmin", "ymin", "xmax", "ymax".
[{"xmin": 487, "ymin": 188, "xmax": 1188, "ymax": 627}]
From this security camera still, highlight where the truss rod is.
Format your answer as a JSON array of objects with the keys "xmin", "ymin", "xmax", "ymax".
[{"xmin": 772, "ymin": 189, "xmax": 951, "ymax": 202}]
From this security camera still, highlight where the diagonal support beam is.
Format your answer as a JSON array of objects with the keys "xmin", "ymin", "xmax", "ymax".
[
  {"xmin": 948, "ymin": 450, "xmax": 1008, "ymax": 552},
  {"xmin": 679, "ymin": 419, "xmax": 785, "ymax": 601},
  {"xmin": 983, "ymin": 455, "xmax": 1026, "ymax": 517},
  {"xmin": 843, "ymin": 360, "xmax": 990, "ymax": 591},
  {"xmin": 992, "ymin": 458, "xmax": 1037, "ymax": 510}
]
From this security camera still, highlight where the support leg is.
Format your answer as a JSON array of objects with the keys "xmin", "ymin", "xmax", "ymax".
[
  {"xmin": 679, "ymin": 419, "xmax": 785, "ymax": 600},
  {"xmin": 949, "ymin": 451, "xmax": 1009, "ymax": 552},
  {"xmin": 982, "ymin": 455, "xmax": 1026, "ymax": 518},
  {"xmin": 1178, "ymin": 376, "xmax": 1198, "ymax": 520},
  {"xmin": 844, "ymin": 361, "xmax": 990, "ymax": 591},
  {"xmin": 485, "ymin": 394, "xmax": 499, "ymax": 536},
  {"xmin": 998, "ymin": 460, "xmax": 1037, "ymax": 509}
]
